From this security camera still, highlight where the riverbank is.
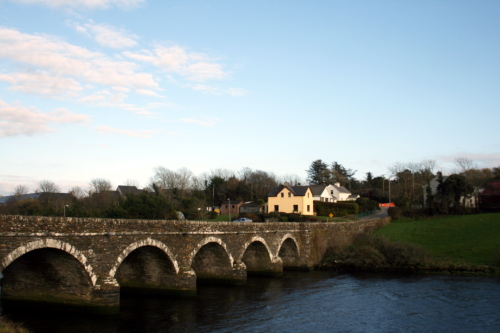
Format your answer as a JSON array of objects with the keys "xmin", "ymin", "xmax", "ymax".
[
  {"xmin": 319, "ymin": 213, "xmax": 500, "ymax": 276},
  {"xmin": 0, "ymin": 317, "xmax": 30, "ymax": 333}
]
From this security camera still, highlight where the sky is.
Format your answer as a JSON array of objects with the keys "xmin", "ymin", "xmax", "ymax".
[{"xmin": 1, "ymin": 0, "xmax": 499, "ymax": 195}]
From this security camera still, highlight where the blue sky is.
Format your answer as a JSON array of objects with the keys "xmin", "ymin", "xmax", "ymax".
[{"xmin": 1, "ymin": 0, "xmax": 499, "ymax": 195}]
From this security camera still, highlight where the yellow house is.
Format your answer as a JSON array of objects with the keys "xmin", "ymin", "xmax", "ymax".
[{"xmin": 267, "ymin": 185, "xmax": 314, "ymax": 215}]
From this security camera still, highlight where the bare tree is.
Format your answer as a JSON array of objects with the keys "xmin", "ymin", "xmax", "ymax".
[
  {"xmin": 455, "ymin": 157, "xmax": 477, "ymax": 173},
  {"xmin": 152, "ymin": 166, "xmax": 193, "ymax": 199},
  {"xmin": 278, "ymin": 174, "xmax": 304, "ymax": 186},
  {"xmin": 37, "ymin": 180, "xmax": 60, "ymax": 193},
  {"xmin": 89, "ymin": 178, "xmax": 113, "ymax": 193},
  {"xmin": 12, "ymin": 184, "xmax": 29, "ymax": 196},
  {"xmin": 124, "ymin": 179, "xmax": 140, "ymax": 187},
  {"xmin": 69, "ymin": 186, "xmax": 86, "ymax": 199}
]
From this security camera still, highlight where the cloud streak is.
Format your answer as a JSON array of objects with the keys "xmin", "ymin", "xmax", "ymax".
[
  {"xmin": 0, "ymin": 99, "xmax": 91, "ymax": 138},
  {"xmin": 0, "ymin": 27, "xmax": 157, "ymax": 92},
  {"xmin": 11, "ymin": 0, "xmax": 145, "ymax": 10},
  {"xmin": 70, "ymin": 20, "xmax": 139, "ymax": 49},
  {"xmin": 124, "ymin": 45, "xmax": 228, "ymax": 82}
]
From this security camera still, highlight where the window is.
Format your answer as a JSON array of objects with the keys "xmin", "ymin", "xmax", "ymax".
[
  {"xmin": 274, "ymin": 205, "xmax": 279, "ymax": 212},
  {"xmin": 293, "ymin": 205, "xmax": 298, "ymax": 212},
  {"xmin": 307, "ymin": 205, "xmax": 310, "ymax": 212},
  {"xmin": 281, "ymin": 193, "xmax": 284, "ymax": 198},
  {"xmin": 232, "ymin": 205, "xmax": 235, "ymax": 208},
  {"xmin": 307, "ymin": 193, "xmax": 309, "ymax": 198},
  {"xmin": 288, "ymin": 193, "xmax": 291, "ymax": 197}
]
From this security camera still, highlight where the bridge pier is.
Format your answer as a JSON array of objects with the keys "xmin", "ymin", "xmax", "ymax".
[
  {"xmin": 90, "ymin": 278, "xmax": 120, "ymax": 315},
  {"xmin": 195, "ymin": 260, "xmax": 247, "ymax": 285},
  {"xmin": 245, "ymin": 256, "xmax": 284, "ymax": 277}
]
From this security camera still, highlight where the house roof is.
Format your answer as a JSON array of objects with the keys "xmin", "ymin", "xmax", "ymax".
[
  {"xmin": 116, "ymin": 185, "xmax": 143, "ymax": 196},
  {"xmin": 333, "ymin": 185, "xmax": 351, "ymax": 194},
  {"xmin": 267, "ymin": 185, "xmax": 311, "ymax": 197},
  {"xmin": 310, "ymin": 185, "xmax": 328, "ymax": 196},
  {"xmin": 92, "ymin": 190, "xmax": 121, "ymax": 200},
  {"xmin": 0, "ymin": 193, "xmax": 40, "ymax": 204},
  {"xmin": 481, "ymin": 182, "xmax": 500, "ymax": 196}
]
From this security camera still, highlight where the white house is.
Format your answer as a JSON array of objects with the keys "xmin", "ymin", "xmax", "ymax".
[
  {"xmin": 309, "ymin": 183, "xmax": 355, "ymax": 202},
  {"xmin": 310, "ymin": 185, "xmax": 336, "ymax": 202},
  {"xmin": 329, "ymin": 183, "xmax": 354, "ymax": 201}
]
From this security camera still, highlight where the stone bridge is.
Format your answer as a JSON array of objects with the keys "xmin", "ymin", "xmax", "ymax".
[{"xmin": 0, "ymin": 215, "xmax": 389, "ymax": 314}]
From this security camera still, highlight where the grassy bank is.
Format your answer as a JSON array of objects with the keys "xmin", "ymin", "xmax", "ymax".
[
  {"xmin": 320, "ymin": 213, "xmax": 500, "ymax": 275},
  {"xmin": 375, "ymin": 213, "xmax": 500, "ymax": 266}
]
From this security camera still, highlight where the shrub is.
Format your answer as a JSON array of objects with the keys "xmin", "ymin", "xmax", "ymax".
[
  {"xmin": 345, "ymin": 245, "xmax": 385, "ymax": 267},
  {"xmin": 380, "ymin": 241, "xmax": 432, "ymax": 266},
  {"xmin": 208, "ymin": 211, "xmax": 218, "ymax": 219},
  {"xmin": 388, "ymin": 206, "xmax": 402, "ymax": 220},
  {"xmin": 315, "ymin": 201, "xmax": 359, "ymax": 216},
  {"xmin": 340, "ymin": 210, "xmax": 348, "ymax": 217}
]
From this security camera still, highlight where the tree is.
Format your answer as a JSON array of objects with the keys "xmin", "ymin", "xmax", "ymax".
[
  {"xmin": 306, "ymin": 159, "xmax": 331, "ymax": 184},
  {"xmin": 89, "ymin": 178, "xmax": 113, "ymax": 194},
  {"xmin": 37, "ymin": 180, "xmax": 60, "ymax": 193},
  {"xmin": 364, "ymin": 172, "xmax": 374, "ymax": 187},
  {"xmin": 331, "ymin": 161, "xmax": 356, "ymax": 187},
  {"xmin": 69, "ymin": 186, "xmax": 86, "ymax": 199},
  {"xmin": 455, "ymin": 157, "xmax": 477, "ymax": 173},
  {"xmin": 152, "ymin": 166, "xmax": 193, "ymax": 199},
  {"xmin": 12, "ymin": 184, "xmax": 29, "ymax": 196}
]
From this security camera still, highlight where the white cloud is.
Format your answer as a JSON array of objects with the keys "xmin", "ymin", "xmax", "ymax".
[
  {"xmin": 125, "ymin": 102, "xmax": 175, "ymax": 115},
  {"xmin": 0, "ymin": 99, "xmax": 91, "ymax": 138},
  {"xmin": 112, "ymin": 86, "xmax": 130, "ymax": 92},
  {"xmin": 226, "ymin": 87, "xmax": 247, "ymax": 96},
  {"xmin": 179, "ymin": 117, "xmax": 220, "ymax": 127},
  {"xmin": 136, "ymin": 89, "xmax": 164, "ymax": 97},
  {"xmin": 95, "ymin": 125, "xmax": 153, "ymax": 138},
  {"xmin": 0, "ymin": 27, "xmax": 157, "ymax": 93},
  {"xmin": 70, "ymin": 21, "xmax": 138, "ymax": 49},
  {"xmin": 10, "ymin": 0, "xmax": 145, "ymax": 10},
  {"xmin": 192, "ymin": 84, "xmax": 220, "ymax": 94},
  {"xmin": 124, "ymin": 45, "xmax": 228, "ymax": 82},
  {"xmin": 0, "ymin": 72, "xmax": 82, "ymax": 97}
]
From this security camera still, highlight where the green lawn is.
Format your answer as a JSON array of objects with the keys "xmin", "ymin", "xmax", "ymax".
[
  {"xmin": 207, "ymin": 214, "xmax": 234, "ymax": 222},
  {"xmin": 375, "ymin": 213, "xmax": 500, "ymax": 266}
]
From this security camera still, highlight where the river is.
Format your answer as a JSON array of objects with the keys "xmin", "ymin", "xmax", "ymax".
[{"xmin": 4, "ymin": 271, "xmax": 500, "ymax": 332}]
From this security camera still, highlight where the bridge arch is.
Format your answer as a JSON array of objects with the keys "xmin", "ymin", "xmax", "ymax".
[
  {"xmin": 277, "ymin": 234, "xmax": 301, "ymax": 268},
  {"xmin": 109, "ymin": 238, "xmax": 179, "ymax": 279},
  {"xmin": 0, "ymin": 238, "xmax": 97, "ymax": 286},
  {"xmin": 188, "ymin": 236, "xmax": 234, "ymax": 267},
  {"xmin": 238, "ymin": 236, "xmax": 275, "ymax": 263}
]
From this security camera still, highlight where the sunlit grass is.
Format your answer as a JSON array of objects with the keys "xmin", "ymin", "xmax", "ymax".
[{"xmin": 375, "ymin": 213, "xmax": 500, "ymax": 266}]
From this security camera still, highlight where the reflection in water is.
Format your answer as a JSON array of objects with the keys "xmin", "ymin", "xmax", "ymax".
[{"xmin": 4, "ymin": 271, "xmax": 500, "ymax": 332}]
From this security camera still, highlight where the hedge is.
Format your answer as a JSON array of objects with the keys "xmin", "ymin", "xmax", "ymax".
[{"xmin": 314, "ymin": 201, "xmax": 359, "ymax": 216}]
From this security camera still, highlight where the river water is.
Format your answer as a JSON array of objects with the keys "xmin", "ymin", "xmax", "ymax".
[{"xmin": 4, "ymin": 271, "xmax": 500, "ymax": 333}]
